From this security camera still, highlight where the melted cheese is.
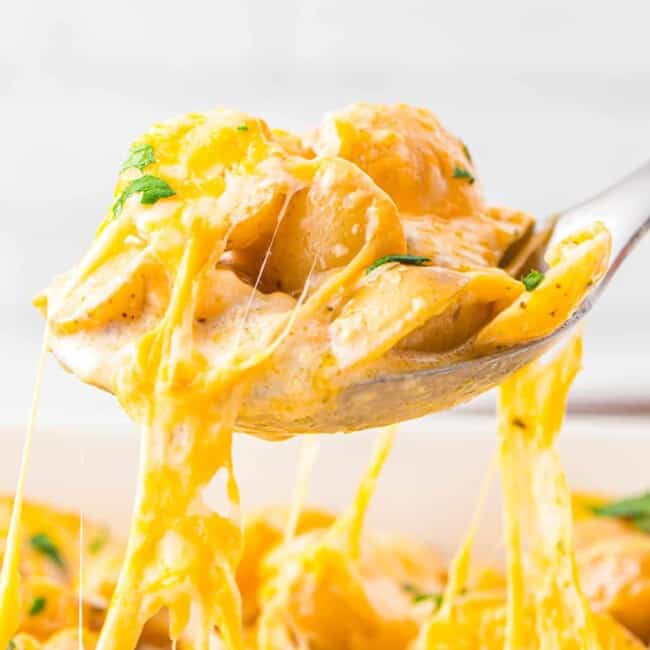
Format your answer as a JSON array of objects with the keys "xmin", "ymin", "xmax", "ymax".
[
  {"xmin": 0, "ymin": 333, "xmax": 49, "ymax": 649},
  {"xmin": 255, "ymin": 428, "xmax": 417, "ymax": 650},
  {"xmin": 1, "ymin": 103, "xmax": 625, "ymax": 649},
  {"xmin": 284, "ymin": 439, "xmax": 321, "ymax": 543},
  {"xmin": 497, "ymin": 335, "xmax": 597, "ymax": 650},
  {"xmin": 33, "ymin": 104, "xmax": 611, "ymax": 435},
  {"xmin": 415, "ymin": 336, "xmax": 644, "ymax": 650}
]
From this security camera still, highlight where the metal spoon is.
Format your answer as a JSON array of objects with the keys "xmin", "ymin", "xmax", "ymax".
[{"xmin": 238, "ymin": 161, "xmax": 650, "ymax": 434}]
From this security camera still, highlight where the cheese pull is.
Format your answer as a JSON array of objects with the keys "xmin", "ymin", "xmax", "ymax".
[
  {"xmin": 416, "ymin": 336, "xmax": 643, "ymax": 650},
  {"xmin": 254, "ymin": 429, "xmax": 443, "ymax": 650},
  {"xmin": 19, "ymin": 102, "xmax": 620, "ymax": 650}
]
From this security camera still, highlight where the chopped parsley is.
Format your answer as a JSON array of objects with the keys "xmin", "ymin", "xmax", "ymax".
[
  {"xmin": 112, "ymin": 175, "xmax": 176, "ymax": 217},
  {"xmin": 28, "ymin": 595, "xmax": 47, "ymax": 616},
  {"xmin": 236, "ymin": 124, "xmax": 249, "ymax": 131},
  {"xmin": 634, "ymin": 517, "xmax": 650, "ymax": 534},
  {"xmin": 365, "ymin": 254, "xmax": 431, "ymax": 275},
  {"xmin": 461, "ymin": 141, "xmax": 472, "ymax": 163},
  {"xmin": 403, "ymin": 583, "xmax": 443, "ymax": 607},
  {"xmin": 592, "ymin": 490, "xmax": 650, "ymax": 534},
  {"xmin": 8, "ymin": 641, "xmax": 16, "ymax": 650},
  {"xmin": 121, "ymin": 143, "xmax": 155, "ymax": 172},
  {"xmin": 452, "ymin": 166, "xmax": 475, "ymax": 184},
  {"xmin": 30, "ymin": 533, "xmax": 65, "ymax": 568},
  {"xmin": 88, "ymin": 530, "xmax": 110, "ymax": 554},
  {"xmin": 522, "ymin": 269, "xmax": 545, "ymax": 292}
]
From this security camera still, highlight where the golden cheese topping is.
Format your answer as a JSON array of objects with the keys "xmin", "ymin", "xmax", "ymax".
[
  {"xmin": 0, "ymin": 496, "xmax": 164, "ymax": 649},
  {"xmin": 414, "ymin": 336, "xmax": 644, "ymax": 650},
  {"xmin": 2, "ymin": 381, "xmax": 648, "ymax": 649},
  {"xmin": 2, "ymin": 391, "xmax": 650, "ymax": 650},
  {"xmin": 33, "ymin": 104, "xmax": 610, "ymax": 434},
  {"xmin": 0, "ymin": 103, "xmax": 622, "ymax": 649},
  {"xmin": 309, "ymin": 103, "xmax": 484, "ymax": 218}
]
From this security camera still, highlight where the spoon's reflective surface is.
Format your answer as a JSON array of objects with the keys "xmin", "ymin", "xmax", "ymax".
[{"xmin": 238, "ymin": 161, "xmax": 650, "ymax": 435}]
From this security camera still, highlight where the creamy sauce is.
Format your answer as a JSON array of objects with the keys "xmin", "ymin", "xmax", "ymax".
[{"xmin": 0, "ymin": 103, "xmax": 626, "ymax": 649}]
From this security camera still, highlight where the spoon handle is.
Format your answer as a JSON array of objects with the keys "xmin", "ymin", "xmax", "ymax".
[{"xmin": 551, "ymin": 160, "xmax": 650, "ymax": 276}]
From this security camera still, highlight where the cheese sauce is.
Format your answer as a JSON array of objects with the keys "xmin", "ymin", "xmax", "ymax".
[{"xmin": 0, "ymin": 103, "xmax": 628, "ymax": 649}]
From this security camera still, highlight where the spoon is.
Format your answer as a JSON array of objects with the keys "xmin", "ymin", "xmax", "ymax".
[{"xmin": 238, "ymin": 161, "xmax": 650, "ymax": 435}]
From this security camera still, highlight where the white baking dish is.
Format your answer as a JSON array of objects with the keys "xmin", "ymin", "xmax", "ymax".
[{"xmin": 0, "ymin": 415, "xmax": 648, "ymax": 563}]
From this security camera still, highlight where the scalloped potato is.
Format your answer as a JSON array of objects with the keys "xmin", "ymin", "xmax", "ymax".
[{"xmin": 0, "ymin": 103, "xmax": 623, "ymax": 650}]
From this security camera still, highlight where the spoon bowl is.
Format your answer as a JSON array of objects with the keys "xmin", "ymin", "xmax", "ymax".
[{"xmin": 237, "ymin": 161, "xmax": 650, "ymax": 434}]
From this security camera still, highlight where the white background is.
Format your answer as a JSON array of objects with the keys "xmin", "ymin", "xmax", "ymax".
[{"xmin": 1, "ymin": 0, "xmax": 649, "ymax": 433}]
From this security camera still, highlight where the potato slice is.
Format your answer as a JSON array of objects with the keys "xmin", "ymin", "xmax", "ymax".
[
  {"xmin": 474, "ymin": 222, "xmax": 611, "ymax": 352},
  {"xmin": 262, "ymin": 157, "xmax": 405, "ymax": 296},
  {"xmin": 310, "ymin": 103, "xmax": 483, "ymax": 218},
  {"xmin": 330, "ymin": 265, "xmax": 468, "ymax": 369}
]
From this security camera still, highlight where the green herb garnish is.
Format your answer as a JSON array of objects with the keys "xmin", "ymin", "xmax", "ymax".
[
  {"xmin": 8, "ymin": 640, "xmax": 16, "ymax": 650},
  {"xmin": 592, "ymin": 490, "xmax": 650, "ymax": 534},
  {"xmin": 121, "ymin": 143, "xmax": 155, "ymax": 172},
  {"xmin": 30, "ymin": 533, "xmax": 65, "ymax": 568},
  {"xmin": 415, "ymin": 592, "xmax": 443, "ymax": 606},
  {"xmin": 88, "ymin": 530, "xmax": 110, "ymax": 554},
  {"xmin": 461, "ymin": 142, "xmax": 472, "ymax": 163},
  {"xmin": 366, "ymin": 254, "xmax": 431, "ymax": 275},
  {"xmin": 632, "ymin": 516, "xmax": 650, "ymax": 534},
  {"xmin": 28, "ymin": 596, "xmax": 46, "ymax": 616},
  {"xmin": 403, "ymin": 583, "xmax": 443, "ymax": 607},
  {"xmin": 236, "ymin": 124, "xmax": 249, "ymax": 132},
  {"xmin": 522, "ymin": 269, "xmax": 545, "ymax": 292},
  {"xmin": 452, "ymin": 166, "xmax": 475, "ymax": 184},
  {"xmin": 112, "ymin": 175, "xmax": 176, "ymax": 217}
]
